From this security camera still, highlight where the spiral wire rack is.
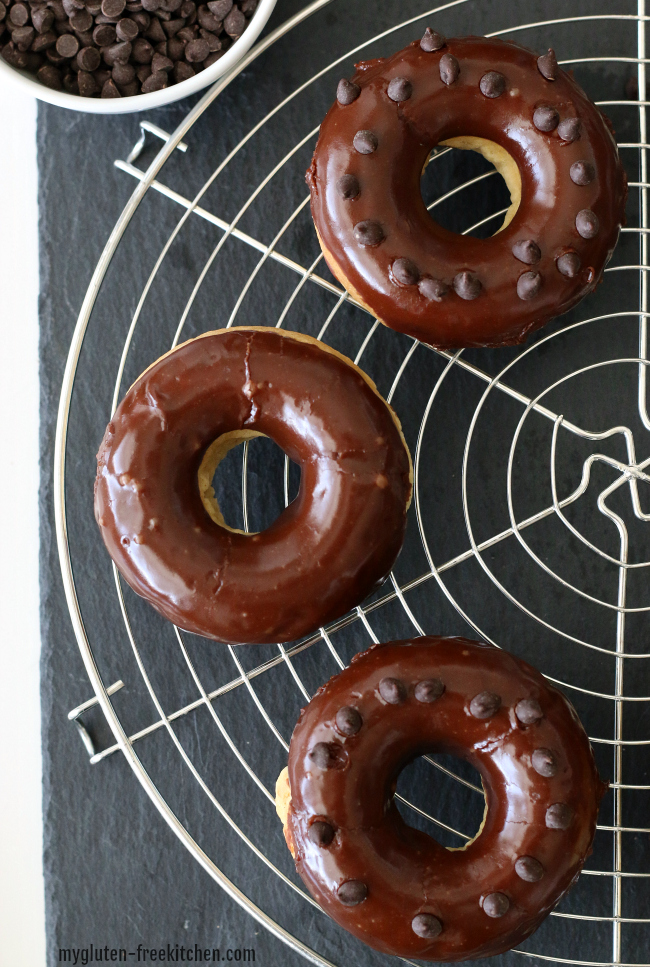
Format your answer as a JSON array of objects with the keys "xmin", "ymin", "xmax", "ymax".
[{"xmin": 56, "ymin": 1, "xmax": 650, "ymax": 964}]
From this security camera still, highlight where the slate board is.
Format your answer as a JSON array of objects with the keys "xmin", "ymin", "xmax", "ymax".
[{"xmin": 39, "ymin": 1, "xmax": 650, "ymax": 965}]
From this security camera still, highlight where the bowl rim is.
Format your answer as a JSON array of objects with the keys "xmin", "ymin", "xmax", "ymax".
[{"xmin": 0, "ymin": 0, "xmax": 277, "ymax": 114}]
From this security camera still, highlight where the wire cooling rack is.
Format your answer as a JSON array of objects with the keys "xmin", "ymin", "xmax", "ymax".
[{"xmin": 56, "ymin": 1, "xmax": 650, "ymax": 964}]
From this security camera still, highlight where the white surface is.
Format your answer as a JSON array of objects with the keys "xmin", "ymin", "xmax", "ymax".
[
  {"xmin": 0, "ymin": 94, "xmax": 46, "ymax": 965},
  {"xmin": 0, "ymin": 0, "xmax": 276, "ymax": 114}
]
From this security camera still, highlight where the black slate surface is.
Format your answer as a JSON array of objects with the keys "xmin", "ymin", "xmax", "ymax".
[{"xmin": 39, "ymin": 1, "xmax": 650, "ymax": 965}]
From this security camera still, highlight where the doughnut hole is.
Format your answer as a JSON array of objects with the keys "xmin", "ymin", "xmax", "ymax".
[
  {"xmin": 395, "ymin": 752, "xmax": 486, "ymax": 849},
  {"xmin": 198, "ymin": 431, "xmax": 301, "ymax": 534},
  {"xmin": 421, "ymin": 137, "xmax": 519, "ymax": 239}
]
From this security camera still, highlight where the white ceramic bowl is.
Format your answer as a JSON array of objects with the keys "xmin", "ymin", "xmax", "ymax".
[{"xmin": 0, "ymin": 0, "xmax": 276, "ymax": 113}]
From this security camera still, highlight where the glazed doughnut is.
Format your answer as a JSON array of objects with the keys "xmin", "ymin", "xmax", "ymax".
[
  {"xmin": 307, "ymin": 33, "xmax": 627, "ymax": 347},
  {"xmin": 94, "ymin": 328, "xmax": 412, "ymax": 645},
  {"xmin": 277, "ymin": 636, "xmax": 605, "ymax": 960}
]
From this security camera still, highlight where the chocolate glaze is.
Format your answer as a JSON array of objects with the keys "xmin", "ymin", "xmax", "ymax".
[
  {"xmin": 286, "ymin": 636, "xmax": 606, "ymax": 960},
  {"xmin": 94, "ymin": 328, "xmax": 412, "ymax": 644},
  {"xmin": 307, "ymin": 35, "xmax": 627, "ymax": 347}
]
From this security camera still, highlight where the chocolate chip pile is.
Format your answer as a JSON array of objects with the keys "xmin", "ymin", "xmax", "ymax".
[{"xmin": 0, "ymin": 0, "xmax": 257, "ymax": 97}]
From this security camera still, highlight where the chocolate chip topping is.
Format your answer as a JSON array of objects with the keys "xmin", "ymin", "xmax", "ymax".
[
  {"xmin": 308, "ymin": 820, "xmax": 335, "ymax": 847},
  {"xmin": 532, "ymin": 748, "xmax": 558, "ymax": 777},
  {"xmin": 439, "ymin": 51, "xmax": 459, "ymax": 86},
  {"xmin": 515, "ymin": 856, "xmax": 545, "ymax": 882},
  {"xmin": 517, "ymin": 271, "xmax": 543, "ymax": 301},
  {"xmin": 576, "ymin": 209, "xmax": 599, "ymax": 238},
  {"xmin": 537, "ymin": 48, "xmax": 558, "ymax": 81},
  {"xmin": 56, "ymin": 32, "xmax": 79, "ymax": 57},
  {"xmin": 337, "ymin": 880, "xmax": 368, "ymax": 905},
  {"xmin": 480, "ymin": 71, "xmax": 506, "ymax": 98},
  {"xmin": 309, "ymin": 741, "xmax": 339, "ymax": 769},
  {"xmin": 515, "ymin": 698, "xmax": 543, "ymax": 725},
  {"xmin": 337, "ymin": 77, "xmax": 360, "ymax": 105},
  {"xmin": 336, "ymin": 174, "xmax": 360, "ymax": 199},
  {"xmin": 420, "ymin": 27, "xmax": 445, "ymax": 52},
  {"xmin": 556, "ymin": 252, "xmax": 581, "ymax": 278},
  {"xmin": 482, "ymin": 893, "xmax": 510, "ymax": 918},
  {"xmin": 533, "ymin": 105, "xmax": 560, "ymax": 132},
  {"xmin": 512, "ymin": 240, "xmax": 541, "ymax": 265},
  {"xmin": 335, "ymin": 706, "xmax": 362, "ymax": 736},
  {"xmin": 418, "ymin": 277, "xmax": 449, "ymax": 301},
  {"xmin": 391, "ymin": 257, "xmax": 419, "ymax": 285},
  {"xmin": 387, "ymin": 76, "xmax": 413, "ymax": 103},
  {"xmin": 453, "ymin": 270, "xmax": 482, "ymax": 300},
  {"xmin": 558, "ymin": 117, "xmax": 582, "ymax": 142},
  {"xmin": 469, "ymin": 691, "xmax": 501, "ymax": 719},
  {"xmin": 411, "ymin": 913, "xmax": 443, "ymax": 939},
  {"xmin": 546, "ymin": 802, "xmax": 574, "ymax": 829},
  {"xmin": 378, "ymin": 677, "xmax": 407, "ymax": 704},
  {"xmin": 414, "ymin": 678, "xmax": 445, "ymax": 703},
  {"xmin": 353, "ymin": 220, "xmax": 384, "ymax": 247},
  {"xmin": 570, "ymin": 161, "xmax": 595, "ymax": 185},
  {"xmin": 353, "ymin": 129, "xmax": 378, "ymax": 154}
]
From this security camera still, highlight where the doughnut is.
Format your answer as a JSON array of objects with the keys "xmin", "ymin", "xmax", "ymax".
[
  {"xmin": 307, "ymin": 33, "xmax": 627, "ymax": 347},
  {"xmin": 276, "ymin": 636, "xmax": 606, "ymax": 960},
  {"xmin": 94, "ymin": 327, "xmax": 412, "ymax": 645}
]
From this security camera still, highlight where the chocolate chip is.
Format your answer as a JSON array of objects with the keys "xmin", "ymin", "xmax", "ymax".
[
  {"xmin": 576, "ymin": 209, "xmax": 599, "ymax": 238},
  {"xmin": 517, "ymin": 271, "xmax": 543, "ymax": 301},
  {"xmin": 419, "ymin": 277, "xmax": 449, "ymax": 301},
  {"xmin": 515, "ymin": 698, "xmax": 543, "ymax": 725},
  {"xmin": 336, "ymin": 77, "xmax": 360, "ymax": 105},
  {"xmin": 37, "ymin": 62, "xmax": 62, "ymax": 87},
  {"xmin": 482, "ymin": 893, "xmax": 510, "ymax": 918},
  {"xmin": 512, "ymin": 239, "xmax": 541, "ymax": 265},
  {"xmin": 185, "ymin": 36, "xmax": 208, "ymax": 60},
  {"xmin": 515, "ymin": 856, "xmax": 545, "ymax": 882},
  {"xmin": 76, "ymin": 45, "xmax": 100, "ymax": 70},
  {"xmin": 32, "ymin": 7, "xmax": 54, "ymax": 32},
  {"xmin": 223, "ymin": 4, "xmax": 243, "ymax": 36},
  {"xmin": 337, "ymin": 880, "xmax": 368, "ymax": 905},
  {"xmin": 197, "ymin": 5, "xmax": 221, "ymax": 30},
  {"xmin": 207, "ymin": 0, "xmax": 231, "ymax": 17},
  {"xmin": 9, "ymin": 3, "xmax": 28, "ymax": 26},
  {"xmin": 93, "ymin": 22, "xmax": 116, "ymax": 44},
  {"xmin": 112, "ymin": 59, "xmax": 135, "ymax": 83},
  {"xmin": 308, "ymin": 820, "xmax": 335, "ymax": 847},
  {"xmin": 411, "ymin": 913, "xmax": 443, "ymax": 938},
  {"xmin": 532, "ymin": 748, "xmax": 558, "ymax": 777},
  {"xmin": 102, "ymin": 0, "xmax": 125, "ymax": 16},
  {"xmin": 558, "ymin": 117, "xmax": 582, "ymax": 142},
  {"xmin": 537, "ymin": 48, "xmax": 557, "ymax": 81},
  {"xmin": 336, "ymin": 706, "xmax": 362, "ymax": 736},
  {"xmin": 414, "ymin": 679, "xmax": 445, "ymax": 703},
  {"xmin": 378, "ymin": 677, "xmax": 407, "ymax": 704},
  {"xmin": 116, "ymin": 17, "xmax": 140, "ymax": 41},
  {"xmin": 387, "ymin": 76, "xmax": 412, "ymax": 102},
  {"xmin": 354, "ymin": 220, "xmax": 384, "ymax": 247},
  {"xmin": 173, "ymin": 59, "xmax": 193, "ymax": 81},
  {"xmin": 131, "ymin": 36, "xmax": 152, "ymax": 60},
  {"xmin": 101, "ymin": 76, "xmax": 121, "ymax": 96},
  {"xmin": 12, "ymin": 26, "xmax": 34, "ymax": 50},
  {"xmin": 336, "ymin": 174, "xmax": 360, "ymax": 199},
  {"xmin": 453, "ymin": 270, "xmax": 482, "ymax": 300},
  {"xmin": 420, "ymin": 27, "xmax": 444, "ymax": 52},
  {"xmin": 570, "ymin": 161, "xmax": 595, "ymax": 185},
  {"xmin": 77, "ymin": 68, "xmax": 99, "ymax": 95},
  {"xmin": 308, "ymin": 741, "xmax": 339, "ymax": 769},
  {"xmin": 55, "ymin": 32, "xmax": 79, "ymax": 56},
  {"xmin": 556, "ymin": 252, "xmax": 581, "ymax": 278},
  {"xmin": 199, "ymin": 27, "xmax": 220, "ymax": 49},
  {"xmin": 0, "ymin": 2, "xmax": 6, "ymax": 21},
  {"xmin": 439, "ymin": 51, "xmax": 459, "ymax": 85},
  {"xmin": 533, "ymin": 105, "xmax": 559, "ymax": 132},
  {"xmin": 70, "ymin": 8, "xmax": 92, "ymax": 31},
  {"xmin": 151, "ymin": 50, "xmax": 172, "ymax": 71},
  {"xmin": 353, "ymin": 129, "xmax": 378, "ymax": 154},
  {"xmin": 32, "ymin": 31, "xmax": 57, "ymax": 51},
  {"xmin": 469, "ymin": 691, "xmax": 501, "ymax": 719},
  {"xmin": 546, "ymin": 802, "xmax": 573, "ymax": 829},
  {"xmin": 391, "ymin": 257, "xmax": 419, "ymax": 286},
  {"xmin": 480, "ymin": 71, "xmax": 505, "ymax": 98}
]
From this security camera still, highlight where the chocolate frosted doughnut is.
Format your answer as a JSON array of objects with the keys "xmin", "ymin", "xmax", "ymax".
[
  {"xmin": 94, "ymin": 328, "xmax": 412, "ymax": 644},
  {"xmin": 307, "ymin": 34, "xmax": 627, "ymax": 347},
  {"xmin": 277, "ymin": 636, "xmax": 606, "ymax": 960}
]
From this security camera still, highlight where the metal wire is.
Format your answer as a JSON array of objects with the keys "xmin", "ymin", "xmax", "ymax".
[{"xmin": 55, "ymin": 1, "xmax": 650, "ymax": 964}]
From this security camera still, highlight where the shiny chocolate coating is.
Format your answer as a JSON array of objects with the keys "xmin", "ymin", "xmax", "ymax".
[
  {"xmin": 94, "ymin": 328, "xmax": 412, "ymax": 644},
  {"xmin": 286, "ymin": 636, "xmax": 606, "ymax": 960},
  {"xmin": 307, "ymin": 36, "xmax": 627, "ymax": 347}
]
